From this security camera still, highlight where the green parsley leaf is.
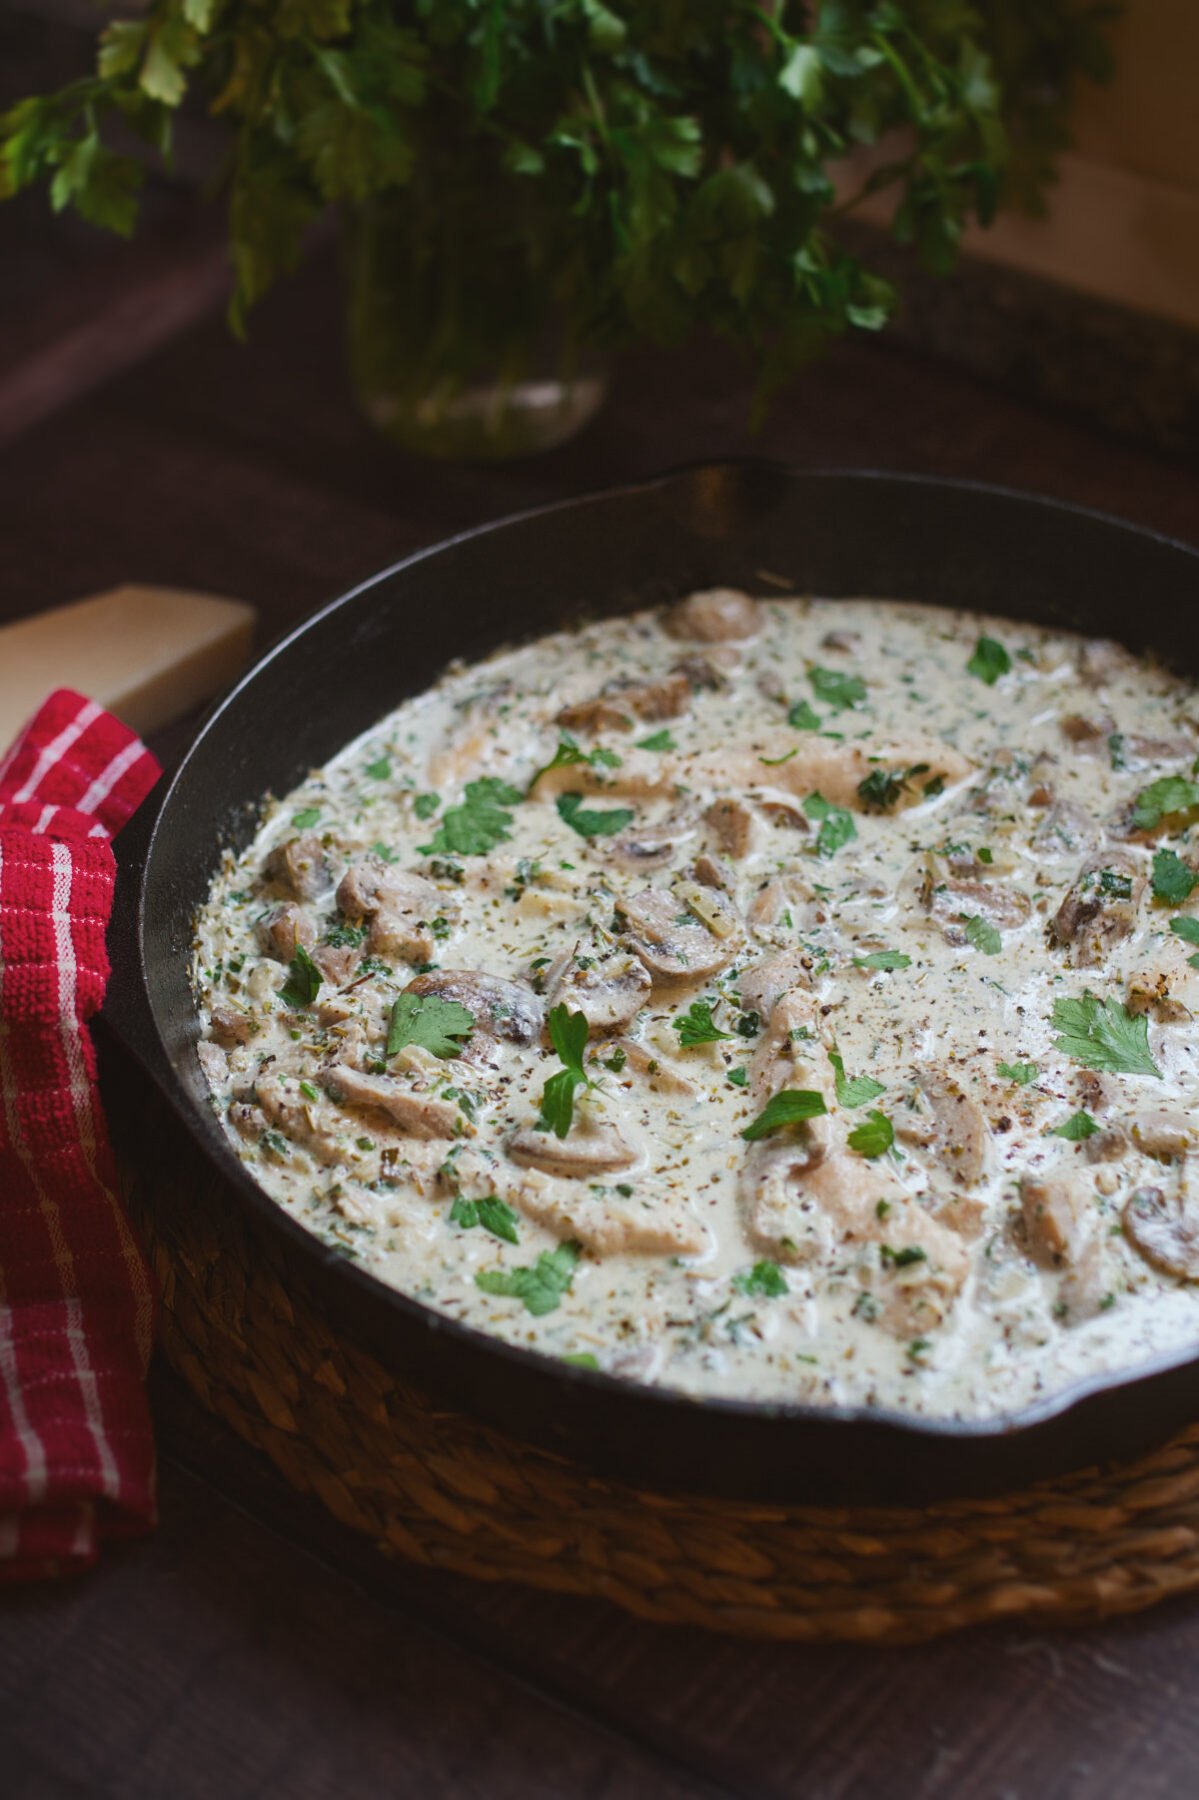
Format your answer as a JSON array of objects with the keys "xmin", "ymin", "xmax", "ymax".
[
  {"xmin": 1108, "ymin": 733, "xmax": 1127, "ymax": 771},
  {"xmin": 998, "ymin": 1060, "xmax": 1039, "ymax": 1085},
  {"xmin": 1050, "ymin": 992, "xmax": 1161, "ymax": 1078},
  {"xmin": 727, "ymin": 1065, "xmax": 748, "ymax": 1087},
  {"xmin": 847, "ymin": 1109, "xmax": 894, "ymax": 1157},
  {"xmin": 413, "ymin": 791, "xmax": 440, "ymax": 819},
  {"xmin": 476, "ymin": 1241, "xmax": 580, "ymax": 1317},
  {"xmin": 370, "ymin": 841, "xmax": 399, "ymax": 863},
  {"xmin": 733, "ymin": 1261, "xmax": 788, "ymax": 1299},
  {"xmin": 536, "ymin": 1005, "xmax": 592, "ymax": 1138},
  {"xmin": 786, "ymin": 699, "xmax": 821, "ymax": 731},
  {"xmin": 364, "ymin": 757, "xmax": 391, "ymax": 781},
  {"xmin": 828, "ymin": 1048, "xmax": 885, "ymax": 1108},
  {"xmin": 420, "ymin": 777, "xmax": 523, "ymax": 857},
  {"xmin": 386, "ymin": 991, "xmax": 474, "ymax": 1059},
  {"xmin": 857, "ymin": 767, "xmax": 905, "ymax": 810},
  {"xmin": 672, "ymin": 999, "xmax": 732, "ymax": 1046},
  {"xmin": 977, "ymin": 846, "xmax": 994, "ymax": 865},
  {"xmin": 960, "ymin": 913, "xmax": 1002, "ymax": 954},
  {"xmin": 1152, "ymin": 848, "xmax": 1198, "ymax": 904},
  {"xmin": 280, "ymin": 944, "xmax": 321, "ymax": 1008},
  {"xmin": 562, "ymin": 1352, "xmax": 599, "ymax": 1369},
  {"xmin": 1046, "ymin": 1109, "xmax": 1098, "ymax": 1141},
  {"xmin": 853, "ymin": 949, "xmax": 912, "ymax": 972},
  {"xmin": 636, "ymin": 728, "xmax": 676, "ymax": 752},
  {"xmin": 450, "ymin": 1194, "xmax": 520, "ymax": 1244},
  {"xmin": 529, "ymin": 733, "xmax": 621, "ymax": 791},
  {"xmin": 882, "ymin": 1244, "xmax": 926, "ymax": 1268},
  {"xmin": 1170, "ymin": 916, "xmax": 1199, "ymax": 945},
  {"xmin": 809, "ymin": 667, "xmax": 866, "ymax": 711},
  {"xmin": 741, "ymin": 1089, "xmax": 828, "ymax": 1141},
  {"xmin": 556, "ymin": 792, "xmax": 636, "ymax": 839},
  {"xmin": 1131, "ymin": 774, "xmax": 1199, "ymax": 832},
  {"xmin": 759, "ymin": 747, "xmax": 798, "ymax": 766},
  {"xmin": 298, "ymin": 1080, "xmax": 320, "ymax": 1102},
  {"xmin": 291, "ymin": 807, "xmax": 321, "ymax": 829},
  {"xmin": 966, "ymin": 635, "xmax": 1012, "ymax": 685},
  {"xmin": 804, "ymin": 791, "xmax": 856, "ymax": 858}
]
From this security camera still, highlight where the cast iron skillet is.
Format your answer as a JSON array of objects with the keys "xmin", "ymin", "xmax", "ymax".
[{"xmin": 104, "ymin": 461, "xmax": 1199, "ymax": 1504}]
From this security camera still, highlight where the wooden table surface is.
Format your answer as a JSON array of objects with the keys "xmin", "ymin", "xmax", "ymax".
[{"xmin": 3, "ymin": 217, "xmax": 1199, "ymax": 1800}]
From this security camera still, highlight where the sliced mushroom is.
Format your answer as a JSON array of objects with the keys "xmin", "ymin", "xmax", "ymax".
[
  {"xmin": 1020, "ymin": 1173, "xmax": 1091, "ymax": 1267},
  {"xmin": 336, "ymin": 858, "xmax": 446, "ymax": 963},
  {"xmin": 1123, "ymin": 1186, "xmax": 1199, "ymax": 1279},
  {"xmin": 324, "ymin": 1064, "xmax": 463, "ymax": 1139},
  {"xmin": 1130, "ymin": 1111, "xmax": 1197, "ymax": 1159},
  {"xmin": 598, "ymin": 808, "xmax": 697, "ymax": 872},
  {"xmin": 405, "ymin": 970, "xmax": 543, "ymax": 1045},
  {"xmin": 670, "ymin": 651, "xmax": 733, "ymax": 691},
  {"xmin": 663, "ymin": 588, "xmax": 763, "ymax": 642},
  {"xmin": 1059, "ymin": 714, "xmax": 1114, "ymax": 750},
  {"xmin": 924, "ymin": 874, "xmax": 1031, "ymax": 939},
  {"xmin": 746, "ymin": 874, "xmax": 816, "ymax": 931},
  {"xmin": 254, "ymin": 1071, "xmax": 344, "ymax": 1164},
  {"xmin": 617, "ymin": 885, "xmax": 739, "ymax": 988},
  {"xmin": 543, "ymin": 944, "xmax": 651, "ymax": 1036},
  {"xmin": 704, "ymin": 797, "xmax": 759, "ymax": 858},
  {"xmin": 1032, "ymin": 801, "xmax": 1099, "ymax": 855},
  {"xmin": 508, "ymin": 1121, "xmax": 636, "ymax": 1179},
  {"xmin": 1125, "ymin": 937, "xmax": 1199, "ymax": 1021},
  {"xmin": 1051, "ymin": 854, "xmax": 1145, "ymax": 966},
  {"xmin": 737, "ymin": 951, "xmax": 813, "ymax": 1020},
  {"xmin": 913, "ymin": 1068, "xmax": 990, "ymax": 1186},
  {"xmin": 556, "ymin": 671, "xmax": 690, "ymax": 733},
  {"xmin": 1078, "ymin": 638, "xmax": 1134, "ymax": 687},
  {"xmin": 257, "ymin": 901, "xmax": 316, "ymax": 963},
  {"xmin": 821, "ymin": 628, "xmax": 861, "ymax": 654},
  {"xmin": 264, "ymin": 833, "xmax": 331, "ymax": 900},
  {"xmin": 1084, "ymin": 1125, "xmax": 1129, "ymax": 1165}
]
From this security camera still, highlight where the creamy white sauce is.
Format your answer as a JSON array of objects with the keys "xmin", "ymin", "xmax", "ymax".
[{"xmin": 192, "ymin": 593, "xmax": 1199, "ymax": 1418}]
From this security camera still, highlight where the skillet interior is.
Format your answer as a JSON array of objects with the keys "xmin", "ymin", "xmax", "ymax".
[{"xmin": 104, "ymin": 461, "xmax": 1199, "ymax": 1503}]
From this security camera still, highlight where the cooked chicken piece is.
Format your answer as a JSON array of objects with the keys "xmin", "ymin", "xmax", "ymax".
[
  {"xmin": 257, "ymin": 901, "xmax": 316, "ymax": 962},
  {"xmin": 324, "ymin": 1065, "xmax": 463, "ymax": 1139},
  {"xmin": 405, "ymin": 970, "xmax": 543, "ymax": 1045},
  {"xmin": 196, "ymin": 1040, "xmax": 227, "ymax": 1088},
  {"xmin": 704, "ymin": 797, "xmax": 759, "ymax": 858},
  {"xmin": 1029, "ymin": 803, "xmax": 1100, "ymax": 860},
  {"xmin": 1020, "ymin": 1173, "xmax": 1092, "ymax": 1267},
  {"xmin": 1074, "ymin": 1069, "xmax": 1116, "ymax": 1114},
  {"xmin": 1051, "ymin": 853, "xmax": 1144, "ymax": 966},
  {"xmin": 528, "ymin": 748, "xmax": 675, "ymax": 802},
  {"xmin": 1084, "ymin": 1124, "xmax": 1129, "ymax": 1165},
  {"xmin": 1057, "ymin": 1232, "xmax": 1110, "ymax": 1323},
  {"xmin": 1130, "ymin": 1111, "xmax": 1197, "ymax": 1159},
  {"xmin": 1124, "ymin": 734, "xmax": 1196, "ymax": 767},
  {"xmin": 264, "ymin": 833, "xmax": 331, "ymax": 900},
  {"xmin": 208, "ymin": 1004, "xmax": 258, "ymax": 1047},
  {"xmin": 501, "ymin": 1162, "xmax": 704, "ymax": 1256},
  {"xmin": 923, "ymin": 874, "xmax": 1031, "ymax": 940},
  {"xmin": 1078, "ymin": 638, "xmax": 1134, "ymax": 687},
  {"xmin": 336, "ymin": 858, "xmax": 445, "ymax": 963},
  {"xmin": 425, "ymin": 684, "xmax": 514, "ymax": 786},
  {"xmin": 1126, "ymin": 937, "xmax": 1199, "ymax": 1021},
  {"xmin": 508, "ymin": 1120, "xmax": 637, "ymax": 1179},
  {"xmin": 556, "ymin": 671, "xmax": 689, "ymax": 733},
  {"xmin": 663, "ymin": 588, "xmax": 763, "ymax": 642},
  {"xmin": 312, "ymin": 940, "xmax": 360, "ymax": 986},
  {"xmin": 913, "ymin": 1068, "xmax": 990, "ymax": 1186},
  {"xmin": 686, "ymin": 732, "xmax": 971, "ymax": 814},
  {"xmin": 606, "ymin": 1038, "xmax": 696, "ymax": 1097},
  {"xmin": 746, "ymin": 874, "xmax": 816, "ymax": 931},
  {"xmin": 1123, "ymin": 1185, "xmax": 1199, "ymax": 1279},
  {"xmin": 543, "ymin": 944, "xmax": 651, "ymax": 1036},
  {"xmin": 748, "ymin": 988, "xmax": 829, "ymax": 1106},
  {"xmin": 599, "ymin": 809, "xmax": 697, "ymax": 872},
  {"xmin": 255, "ymin": 1072, "xmax": 344, "ymax": 1164},
  {"xmin": 930, "ymin": 1193, "xmax": 988, "ymax": 1240},
  {"xmin": 737, "ymin": 951, "xmax": 813, "ymax": 1020},
  {"xmin": 618, "ymin": 886, "xmax": 739, "ymax": 988}
]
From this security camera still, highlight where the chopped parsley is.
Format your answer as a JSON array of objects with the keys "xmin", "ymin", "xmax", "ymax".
[
  {"xmin": 998, "ymin": 1060, "xmax": 1039, "ymax": 1086},
  {"xmin": 1131, "ymin": 774, "xmax": 1199, "ymax": 832},
  {"xmin": 413, "ymin": 791, "xmax": 440, "ymax": 819},
  {"xmin": 672, "ymin": 999, "xmax": 732, "ymax": 1046},
  {"xmin": 847, "ymin": 1109, "xmax": 894, "ymax": 1157},
  {"xmin": 323, "ymin": 921, "xmax": 366, "ymax": 949},
  {"xmin": 636, "ymin": 728, "xmax": 676, "ymax": 752},
  {"xmin": 960, "ymin": 914, "xmax": 1002, "ymax": 955},
  {"xmin": 1050, "ymin": 992, "xmax": 1160, "ymax": 1078},
  {"xmin": 562, "ymin": 1352, "xmax": 599, "ymax": 1370},
  {"xmin": 450, "ymin": 1194, "xmax": 520, "ymax": 1244},
  {"xmin": 529, "ymin": 733, "xmax": 621, "ymax": 790},
  {"xmin": 536, "ymin": 1005, "xmax": 592, "ymax": 1138},
  {"xmin": 1170, "ymin": 914, "xmax": 1199, "ymax": 967},
  {"xmin": 733, "ymin": 1261, "xmax": 788, "ymax": 1299},
  {"xmin": 786, "ymin": 699, "xmax": 822, "ymax": 731},
  {"xmin": 385, "ymin": 991, "xmax": 474, "ymax": 1059},
  {"xmin": 556, "ymin": 792, "xmax": 636, "ymax": 839},
  {"xmin": 804, "ymin": 791, "xmax": 856, "ymax": 858},
  {"xmin": 828, "ymin": 1048, "xmax": 885, "ymax": 1108},
  {"xmin": 966, "ymin": 635, "xmax": 1012, "ymax": 685},
  {"xmin": 1046, "ymin": 1109, "xmax": 1098, "ymax": 1141},
  {"xmin": 364, "ymin": 757, "xmax": 391, "ymax": 781},
  {"xmin": 882, "ymin": 1244, "xmax": 926, "ymax": 1268},
  {"xmin": 727, "ymin": 1065, "xmax": 748, "ymax": 1087},
  {"xmin": 856, "ymin": 767, "xmax": 905, "ymax": 811},
  {"xmin": 808, "ymin": 666, "xmax": 866, "ymax": 711},
  {"xmin": 291, "ymin": 806, "xmax": 321, "ymax": 829},
  {"xmin": 370, "ymin": 841, "xmax": 399, "ymax": 863},
  {"xmin": 419, "ymin": 777, "xmax": 523, "ymax": 857},
  {"xmin": 280, "ymin": 944, "xmax": 321, "ymax": 1008},
  {"xmin": 853, "ymin": 949, "xmax": 912, "ymax": 972},
  {"xmin": 475, "ymin": 1241, "xmax": 581, "ymax": 1317},
  {"xmin": 1152, "ymin": 847, "xmax": 1198, "ymax": 905},
  {"xmin": 741, "ymin": 1088, "xmax": 828, "ymax": 1141}
]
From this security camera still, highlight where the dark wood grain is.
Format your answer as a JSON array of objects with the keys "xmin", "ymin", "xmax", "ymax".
[{"xmin": 1, "ymin": 233, "xmax": 1198, "ymax": 1800}]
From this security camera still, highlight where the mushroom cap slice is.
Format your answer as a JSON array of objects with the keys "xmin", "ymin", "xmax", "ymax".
[
  {"xmin": 324, "ymin": 1065, "xmax": 464, "ymax": 1139},
  {"xmin": 1123, "ymin": 1186, "xmax": 1199, "ymax": 1279},
  {"xmin": 618, "ymin": 885, "xmax": 740, "ymax": 988},
  {"xmin": 543, "ymin": 944, "xmax": 651, "ymax": 1036},
  {"xmin": 404, "ymin": 970, "xmax": 543, "ymax": 1045},
  {"xmin": 663, "ymin": 588, "xmax": 763, "ymax": 642},
  {"xmin": 1051, "ymin": 853, "xmax": 1145, "ymax": 967},
  {"xmin": 556, "ymin": 671, "xmax": 690, "ymax": 733},
  {"xmin": 508, "ymin": 1121, "xmax": 636, "ymax": 1179}
]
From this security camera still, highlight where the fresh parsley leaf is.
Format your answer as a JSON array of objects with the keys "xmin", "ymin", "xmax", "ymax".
[
  {"xmin": 727, "ymin": 1065, "xmax": 748, "ymax": 1087},
  {"xmin": 476, "ymin": 1241, "xmax": 581, "ymax": 1317},
  {"xmin": 733, "ymin": 1261, "xmax": 788, "ymax": 1299},
  {"xmin": 413, "ymin": 791, "xmax": 440, "ymax": 819},
  {"xmin": 882, "ymin": 1245, "xmax": 926, "ymax": 1268},
  {"xmin": 808, "ymin": 667, "xmax": 866, "ymax": 711},
  {"xmin": 529, "ymin": 733, "xmax": 622, "ymax": 790},
  {"xmin": 847, "ymin": 1109, "xmax": 894, "ymax": 1157},
  {"xmin": 857, "ymin": 767, "xmax": 904, "ymax": 810},
  {"xmin": 364, "ymin": 757, "xmax": 391, "ymax": 780},
  {"xmin": 787, "ymin": 699, "xmax": 821, "ymax": 731},
  {"xmin": 420, "ymin": 777, "xmax": 523, "ymax": 857},
  {"xmin": 998, "ymin": 1060, "xmax": 1039, "ymax": 1085},
  {"xmin": 672, "ymin": 999, "xmax": 732, "ymax": 1046},
  {"xmin": 1046, "ymin": 1109, "xmax": 1098, "ymax": 1141},
  {"xmin": 1050, "ymin": 992, "xmax": 1160, "ymax": 1078},
  {"xmin": 960, "ymin": 913, "xmax": 1002, "ymax": 954},
  {"xmin": 324, "ymin": 921, "xmax": 366, "ymax": 949},
  {"xmin": 636, "ymin": 728, "xmax": 676, "ymax": 751},
  {"xmin": 1170, "ymin": 916, "xmax": 1199, "ymax": 945},
  {"xmin": 556, "ymin": 792, "xmax": 636, "ymax": 839},
  {"xmin": 386, "ymin": 991, "xmax": 474, "ymax": 1059},
  {"xmin": 1152, "ymin": 848, "xmax": 1198, "ymax": 904},
  {"xmin": 1131, "ymin": 775, "xmax": 1199, "ymax": 832},
  {"xmin": 1108, "ymin": 733, "xmax": 1126, "ymax": 771},
  {"xmin": 977, "ymin": 846, "xmax": 994, "ymax": 865},
  {"xmin": 536, "ymin": 1004, "xmax": 592, "ymax": 1138},
  {"xmin": 741, "ymin": 1089, "xmax": 828, "ymax": 1141},
  {"xmin": 450, "ymin": 1194, "xmax": 520, "ymax": 1244},
  {"xmin": 562, "ymin": 1352, "xmax": 599, "ymax": 1369},
  {"xmin": 966, "ymin": 635, "xmax": 1011, "ymax": 685},
  {"xmin": 291, "ymin": 806, "xmax": 321, "ymax": 829},
  {"xmin": 804, "ymin": 791, "xmax": 856, "ymax": 858},
  {"xmin": 853, "ymin": 949, "xmax": 912, "ymax": 972},
  {"xmin": 828, "ymin": 1048, "xmax": 885, "ymax": 1108},
  {"xmin": 280, "ymin": 944, "xmax": 321, "ymax": 1008},
  {"xmin": 370, "ymin": 841, "xmax": 399, "ymax": 863},
  {"xmin": 759, "ymin": 747, "xmax": 798, "ymax": 766}
]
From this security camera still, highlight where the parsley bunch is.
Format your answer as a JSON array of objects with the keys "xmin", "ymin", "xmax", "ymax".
[{"xmin": 0, "ymin": 2, "xmax": 1114, "ymax": 399}]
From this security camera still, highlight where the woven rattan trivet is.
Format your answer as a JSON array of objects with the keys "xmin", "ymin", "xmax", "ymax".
[{"xmin": 121, "ymin": 1157, "xmax": 1199, "ymax": 1644}]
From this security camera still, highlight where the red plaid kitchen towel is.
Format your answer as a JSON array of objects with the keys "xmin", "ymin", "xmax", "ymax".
[{"xmin": 0, "ymin": 690, "xmax": 160, "ymax": 1579}]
